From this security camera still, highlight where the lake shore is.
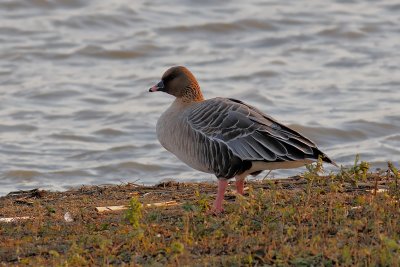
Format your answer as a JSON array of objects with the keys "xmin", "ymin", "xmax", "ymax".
[{"xmin": 1, "ymin": 162, "xmax": 399, "ymax": 266}]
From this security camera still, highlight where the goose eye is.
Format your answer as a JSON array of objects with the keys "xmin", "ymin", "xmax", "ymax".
[{"xmin": 163, "ymin": 73, "xmax": 177, "ymax": 84}]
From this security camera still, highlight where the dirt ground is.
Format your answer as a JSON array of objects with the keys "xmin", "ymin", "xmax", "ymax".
[{"xmin": 0, "ymin": 165, "xmax": 399, "ymax": 266}]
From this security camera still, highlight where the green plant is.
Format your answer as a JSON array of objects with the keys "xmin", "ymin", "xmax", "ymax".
[
  {"xmin": 194, "ymin": 190, "xmax": 210, "ymax": 212},
  {"xmin": 388, "ymin": 162, "xmax": 399, "ymax": 191},
  {"xmin": 124, "ymin": 197, "xmax": 142, "ymax": 229},
  {"xmin": 170, "ymin": 241, "xmax": 185, "ymax": 254},
  {"xmin": 350, "ymin": 154, "xmax": 370, "ymax": 182}
]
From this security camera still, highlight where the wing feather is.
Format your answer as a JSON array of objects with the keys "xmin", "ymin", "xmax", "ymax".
[{"xmin": 186, "ymin": 97, "xmax": 324, "ymax": 175}]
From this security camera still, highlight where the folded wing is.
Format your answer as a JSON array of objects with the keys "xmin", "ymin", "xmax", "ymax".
[{"xmin": 187, "ymin": 97, "xmax": 333, "ymax": 169}]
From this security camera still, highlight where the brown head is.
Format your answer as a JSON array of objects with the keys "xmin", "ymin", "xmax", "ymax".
[{"xmin": 149, "ymin": 66, "xmax": 204, "ymax": 102}]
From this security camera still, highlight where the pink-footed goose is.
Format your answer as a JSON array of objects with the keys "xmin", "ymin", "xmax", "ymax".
[{"xmin": 149, "ymin": 66, "xmax": 337, "ymax": 213}]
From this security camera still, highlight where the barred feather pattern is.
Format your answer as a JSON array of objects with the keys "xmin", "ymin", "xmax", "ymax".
[{"xmin": 179, "ymin": 97, "xmax": 334, "ymax": 178}]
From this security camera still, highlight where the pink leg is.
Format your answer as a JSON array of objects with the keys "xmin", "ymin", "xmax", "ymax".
[
  {"xmin": 212, "ymin": 179, "xmax": 228, "ymax": 213},
  {"xmin": 235, "ymin": 179, "xmax": 245, "ymax": 195},
  {"xmin": 235, "ymin": 174, "xmax": 246, "ymax": 195}
]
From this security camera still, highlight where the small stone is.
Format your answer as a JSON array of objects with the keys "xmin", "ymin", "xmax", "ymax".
[{"xmin": 64, "ymin": 212, "xmax": 74, "ymax": 222}]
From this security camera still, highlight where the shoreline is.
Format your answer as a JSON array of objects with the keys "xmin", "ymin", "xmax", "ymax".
[{"xmin": 1, "ymin": 164, "xmax": 399, "ymax": 266}]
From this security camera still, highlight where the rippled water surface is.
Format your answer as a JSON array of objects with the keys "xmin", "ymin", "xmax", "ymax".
[{"xmin": 1, "ymin": 0, "xmax": 400, "ymax": 195}]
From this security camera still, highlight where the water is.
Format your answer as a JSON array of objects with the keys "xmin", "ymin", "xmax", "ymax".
[{"xmin": 1, "ymin": 0, "xmax": 399, "ymax": 195}]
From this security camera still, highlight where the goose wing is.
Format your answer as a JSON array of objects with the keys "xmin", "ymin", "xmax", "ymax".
[{"xmin": 187, "ymin": 97, "xmax": 324, "ymax": 163}]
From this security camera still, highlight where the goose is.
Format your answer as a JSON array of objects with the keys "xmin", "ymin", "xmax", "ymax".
[{"xmin": 149, "ymin": 66, "xmax": 336, "ymax": 213}]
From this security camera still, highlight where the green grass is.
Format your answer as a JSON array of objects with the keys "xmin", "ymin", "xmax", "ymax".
[{"xmin": 0, "ymin": 158, "xmax": 399, "ymax": 266}]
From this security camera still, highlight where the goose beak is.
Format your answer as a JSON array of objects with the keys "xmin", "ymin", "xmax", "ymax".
[{"xmin": 149, "ymin": 80, "xmax": 164, "ymax": 92}]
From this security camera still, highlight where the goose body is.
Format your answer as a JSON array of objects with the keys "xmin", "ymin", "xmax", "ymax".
[{"xmin": 149, "ymin": 66, "xmax": 336, "ymax": 213}]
